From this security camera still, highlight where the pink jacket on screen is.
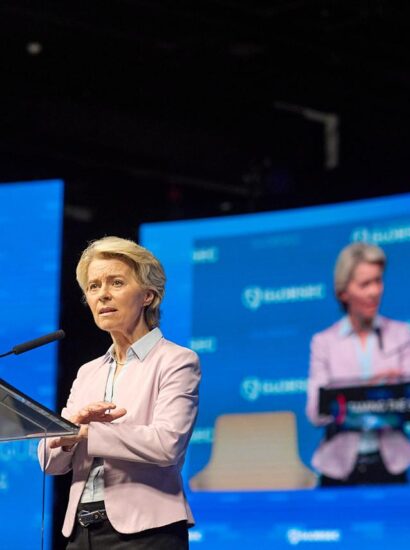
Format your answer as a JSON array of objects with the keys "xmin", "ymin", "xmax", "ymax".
[{"xmin": 306, "ymin": 316, "xmax": 410, "ymax": 479}]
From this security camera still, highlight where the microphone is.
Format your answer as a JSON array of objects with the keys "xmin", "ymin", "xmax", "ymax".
[
  {"xmin": 0, "ymin": 330, "xmax": 65, "ymax": 358},
  {"xmin": 375, "ymin": 327, "xmax": 383, "ymax": 351},
  {"xmin": 382, "ymin": 337, "xmax": 410, "ymax": 358}
]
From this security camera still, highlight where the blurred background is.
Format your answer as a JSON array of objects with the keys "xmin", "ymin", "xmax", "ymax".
[{"xmin": 0, "ymin": 1, "xmax": 410, "ymax": 548}]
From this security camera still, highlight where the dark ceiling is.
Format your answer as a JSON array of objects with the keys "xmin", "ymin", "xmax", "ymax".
[{"xmin": 0, "ymin": 0, "xmax": 409, "ymax": 223}]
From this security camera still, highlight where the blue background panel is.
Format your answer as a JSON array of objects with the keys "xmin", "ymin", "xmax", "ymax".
[{"xmin": 0, "ymin": 180, "xmax": 63, "ymax": 550}]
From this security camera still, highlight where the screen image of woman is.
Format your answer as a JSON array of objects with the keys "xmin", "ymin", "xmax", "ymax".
[
  {"xmin": 38, "ymin": 236, "xmax": 201, "ymax": 549},
  {"xmin": 306, "ymin": 242, "xmax": 410, "ymax": 487}
]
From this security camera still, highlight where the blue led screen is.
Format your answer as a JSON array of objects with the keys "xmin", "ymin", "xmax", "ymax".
[
  {"xmin": 0, "ymin": 180, "xmax": 64, "ymax": 550},
  {"xmin": 141, "ymin": 193, "xmax": 410, "ymax": 549}
]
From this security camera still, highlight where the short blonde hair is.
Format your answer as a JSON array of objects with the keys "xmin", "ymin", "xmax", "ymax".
[
  {"xmin": 76, "ymin": 236, "xmax": 166, "ymax": 329},
  {"xmin": 334, "ymin": 242, "xmax": 386, "ymax": 309}
]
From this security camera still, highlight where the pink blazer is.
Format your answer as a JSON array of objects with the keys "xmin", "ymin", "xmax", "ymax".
[
  {"xmin": 306, "ymin": 316, "xmax": 410, "ymax": 479},
  {"xmin": 38, "ymin": 336, "xmax": 200, "ymax": 537}
]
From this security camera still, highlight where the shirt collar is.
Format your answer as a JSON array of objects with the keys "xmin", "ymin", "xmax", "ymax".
[
  {"xmin": 106, "ymin": 327, "xmax": 163, "ymax": 362},
  {"xmin": 339, "ymin": 315, "xmax": 382, "ymax": 337}
]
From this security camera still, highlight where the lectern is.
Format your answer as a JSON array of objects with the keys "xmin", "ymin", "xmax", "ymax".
[
  {"xmin": 319, "ymin": 378, "xmax": 410, "ymax": 431},
  {"xmin": 0, "ymin": 376, "xmax": 79, "ymax": 549}
]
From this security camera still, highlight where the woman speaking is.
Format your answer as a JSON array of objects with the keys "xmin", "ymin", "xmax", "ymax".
[
  {"xmin": 306, "ymin": 242, "xmax": 410, "ymax": 487},
  {"xmin": 38, "ymin": 236, "xmax": 200, "ymax": 549}
]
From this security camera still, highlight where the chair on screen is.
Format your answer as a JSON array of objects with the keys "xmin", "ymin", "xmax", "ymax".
[{"xmin": 189, "ymin": 411, "xmax": 317, "ymax": 491}]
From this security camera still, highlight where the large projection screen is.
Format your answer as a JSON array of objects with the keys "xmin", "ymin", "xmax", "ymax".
[
  {"xmin": 0, "ymin": 180, "xmax": 63, "ymax": 550},
  {"xmin": 141, "ymin": 193, "xmax": 410, "ymax": 549}
]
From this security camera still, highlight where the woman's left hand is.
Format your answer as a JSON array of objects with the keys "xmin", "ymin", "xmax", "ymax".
[
  {"xmin": 369, "ymin": 368, "xmax": 402, "ymax": 384},
  {"xmin": 49, "ymin": 424, "xmax": 89, "ymax": 449}
]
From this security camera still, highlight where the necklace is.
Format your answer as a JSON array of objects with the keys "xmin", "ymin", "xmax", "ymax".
[{"xmin": 114, "ymin": 352, "xmax": 127, "ymax": 366}]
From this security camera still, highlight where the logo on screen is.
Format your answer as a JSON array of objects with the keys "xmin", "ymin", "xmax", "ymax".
[
  {"xmin": 241, "ymin": 377, "xmax": 307, "ymax": 401},
  {"xmin": 242, "ymin": 284, "xmax": 326, "ymax": 310},
  {"xmin": 242, "ymin": 286, "xmax": 264, "ymax": 310},
  {"xmin": 190, "ymin": 337, "xmax": 217, "ymax": 353},
  {"xmin": 287, "ymin": 528, "xmax": 341, "ymax": 545},
  {"xmin": 351, "ymin": 223, "xmax": 410, "ymax": 245},
  {"xmin": 192, "ymin": 246, "xmax": 219, "ymax": 263},
  {"xmin": 190, "ymin": 427, "xmax": 214, "ymax": 444}
]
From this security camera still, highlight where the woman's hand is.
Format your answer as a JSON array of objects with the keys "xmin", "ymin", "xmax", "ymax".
[
  {"xmin": 50, "ymin": 424, "xmax": 89, "ymax": 449},
  {"xmin": 49, "ymin": 401, "xmax": 127, "ymax": 450},
  {"xmin": 369, "ymin": 369, "xmax": 402, "ymax": 385},
  {"xmin": 70, "ymin": 401, "xmax": 127, "ymax": 425}
]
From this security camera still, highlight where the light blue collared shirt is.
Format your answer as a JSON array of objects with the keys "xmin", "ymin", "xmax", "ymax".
[
  {"xmin": 80, "ymin": 328, "xmax": 163, "ymax": 504},
  {"xmin": 339, "ymin": 315, "xmax": 382, "ymax": 380}
]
